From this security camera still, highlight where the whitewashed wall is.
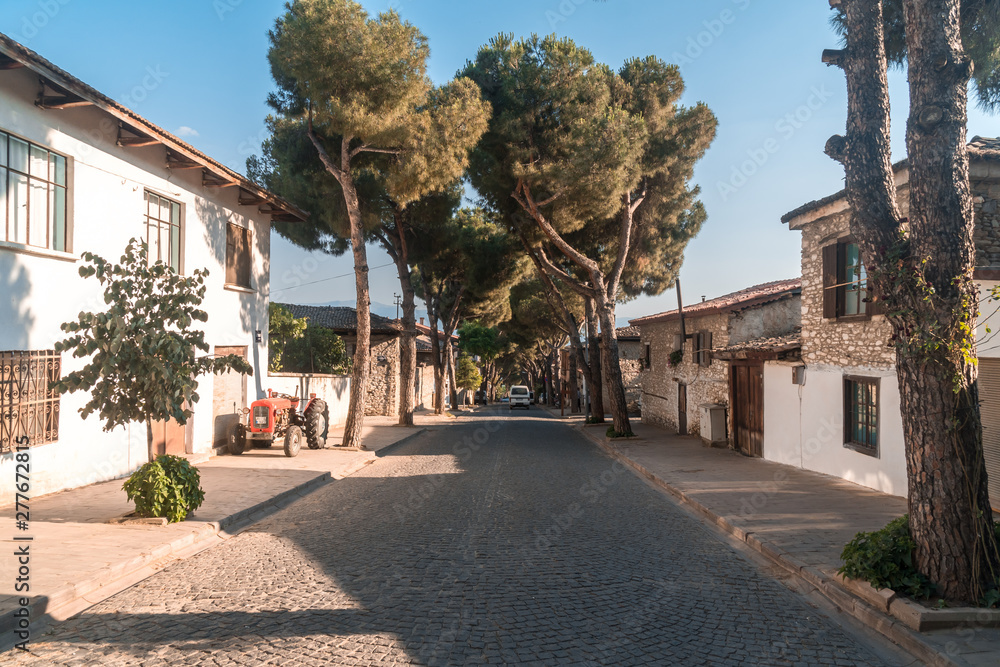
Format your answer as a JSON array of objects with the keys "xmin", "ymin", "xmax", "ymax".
[
  {"xmin": 265, "ymin": 374, "xmax": 352, "ymax": 430},
  {"xmin": 0, "ymin": 66, "xmax": 271, "ymax": 503}
]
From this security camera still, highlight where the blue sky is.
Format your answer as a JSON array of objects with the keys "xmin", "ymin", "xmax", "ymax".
[{"xmin": 1, "ymin": 0, "xmax": 996, "ymax": 322}]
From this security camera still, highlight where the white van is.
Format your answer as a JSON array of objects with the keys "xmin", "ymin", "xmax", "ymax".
[{"xmin": 508, "ymin": 385, "xmax": 531, "ymax": 410}]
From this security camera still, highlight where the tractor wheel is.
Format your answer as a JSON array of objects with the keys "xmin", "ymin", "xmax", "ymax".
[
  {"xmin": 304, "ymin": 399, "xmax": 328, "ymax": 449},
  {"xmin": 229, "ymin": 424, "xmax": 247, "ymax": 455},
  {"xmin": 284, "ymin": 425, "xmax": 303, "ymax": 457}
]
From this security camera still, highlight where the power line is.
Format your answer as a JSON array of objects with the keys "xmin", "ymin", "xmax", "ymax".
[{"xmin": 268, "ymin": 261, "xmax": 396, "ymax": 296}]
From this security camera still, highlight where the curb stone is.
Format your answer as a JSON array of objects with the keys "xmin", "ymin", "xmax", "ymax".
[
  {"xmin": 574, "ymin": 423, "xmax": 963, "ymax": 667},
  {"xmin": 0, "ymin": 427, "xmax": 429, "ymax": 652}
]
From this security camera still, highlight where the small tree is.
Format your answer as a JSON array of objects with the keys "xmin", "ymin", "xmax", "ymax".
[
  {"xmin": 268, "ymin": 303, "xmax": 308, "ymax": 372},
  {"xmin": 282, "ymin": 324, "xmax": 350, "ymax": 375},
  {"xmin": 52, "ymin": 240, "xmax": 252, "ymax": 462},
  {"xmin": 455, "ymin": 354, "xmax": 483, "ymax": 395}
]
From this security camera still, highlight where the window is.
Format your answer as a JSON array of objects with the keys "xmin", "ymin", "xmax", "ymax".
[
  {"xmin": 844, "ymin": 376, "xmax": 879, "ymax": 456},
  {"xmin": 226, "ymin": 222, "xmax": 252, "ymax": 288},
  {"xmin": 144, "ymin": 191, "xmax": 181, "ymax": 272},
  {"xmin": 823, "ymin": 239, "xmax": 880, "ymax": 319},
  {"xmin": 695, "ymin": 331, "xmax": 713, "ymax": 368},
  {"xmin": 0, "ymin": 131, "xmax": 68, "ymax": 251},
  {"xmin": 0, "ymin": 350, "xmax": 61, "ymax": 451},
  {"xmin": 643, "ymin": 343, "xmax": 651, "ymax": 370}
]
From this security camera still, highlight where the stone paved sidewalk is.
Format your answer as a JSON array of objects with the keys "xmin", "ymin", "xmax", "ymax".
[
  {"xmin": 558, "ymin": 408, "xmax": 1000, "ymax": 667},
  {"xmin": 0, "ymin": 411, "xmax": 453, "ymax": 647}
]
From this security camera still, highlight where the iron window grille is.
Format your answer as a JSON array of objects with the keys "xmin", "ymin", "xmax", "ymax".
[{"xmin": 0, "ymin": 350, "xmax": 61, "ymax": 452}]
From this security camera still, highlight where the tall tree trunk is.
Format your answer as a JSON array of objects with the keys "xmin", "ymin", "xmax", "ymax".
[
  {"xmin": 569, "ymin": 352, "xmax": 580, "ymax": 414},
  {"xmin": 383, "ymin": 210, "xmax": 416, "ymax": 426},
  {"xmin": 342, "ymin": 172, "xmax": 371, "ymax": 450},
  {"xmin": 446, "ymin": 339, "xmax": 458, "ymax": 408},
  {"xmin": 306, "ymin": 129, "xmax": 371, "ymax": 449},
  {"xmin": 424, "ymin": 289, "xmax": 446, "ymax": 415},
  {"xmin": 146, "ymin": 417, "xmax": 154, "ymax": 463},
  {"xmin": 595, "ymin": 296, "xmax": 631, "ymax": 435},
  {"xmin": 585, "ymin": 298, "xmax": 605, "ymax": 422},
  {"xmin": 834, "ymin": 0, "xmax": 999, "ymax": 602},
  {"xmin": 545, "ymin": 351, "xmax": 554, "ymax": 406}
]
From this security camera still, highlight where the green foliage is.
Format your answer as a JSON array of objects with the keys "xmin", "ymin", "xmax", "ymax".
[
  {"xmin": 281, "ymin": 324, "xmax": 350, "ymax": 375},
  {"xmin": 606, "ymin": 426, "xmax": 635, "ymax": 438},
  {"xmin": 668, "ymin": 349, "xmax": 684, "ymax": 367},
  {"xmin": 458, "ymin": 322, "xmax": 501, "ymax": 361},
  {"xmin": 52, "ymin": 240, "xmax": 253, "ymax": 444},
  {"xmin": 269, "ymin": 303, "xmax": 308, "ymax": 372},
  {"xmin": 122, "ymin": 455, "xmax": 205, "ymax": 523},
  {"xmin": 455, "ymin": 354, "xmax": 483, "ymax": 392},
  {"xmin": 839, "ymin": 515, "xmax": 936, "ymax": 599}
]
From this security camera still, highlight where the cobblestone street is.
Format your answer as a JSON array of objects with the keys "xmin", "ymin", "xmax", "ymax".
[{"xmin": 4, "ymin": 412, "xmax": 913, "ymax": 666}]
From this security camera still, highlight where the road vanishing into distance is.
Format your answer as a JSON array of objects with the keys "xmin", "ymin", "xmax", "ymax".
[{"xmin": 4, "ymin": 410, "xmax": 914, "ymax": 666}]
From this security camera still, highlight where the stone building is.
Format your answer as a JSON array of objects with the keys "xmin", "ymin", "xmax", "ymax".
[
  {"xmin": 277, "ymin": 305, "xmax": 402, "ymax": 417},
  {"xmin": 631, "ymin": 280, "xmax": 802, "ymax": 443},
  {"xmin": 775, "ymin": 136, "xmax": 1000, "ymax": 500}
]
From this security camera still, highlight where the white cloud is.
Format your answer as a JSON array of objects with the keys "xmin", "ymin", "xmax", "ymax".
[{"xmin": 175, "ymin": 126, "xmax": 199, "ymax": 138}]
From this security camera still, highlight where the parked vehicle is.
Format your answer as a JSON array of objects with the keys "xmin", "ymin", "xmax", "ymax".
[
  {"xmin": 230, "ymin": 389, "xmax": 328, "ymax": 457},
  {"xmin": 508, "ymin": 385, "xmax": 531, "ymax": 410},
  {"xmin": 474, "ymin": 390, "xmax": 487, "ymax": 405}
]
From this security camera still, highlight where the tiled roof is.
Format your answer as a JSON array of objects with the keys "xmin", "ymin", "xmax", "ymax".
[
  {"xmin": 416, "ymin": 322, "xmax": 458, "ymax": 342},
  {"xmin": 274, "ymin": 304, "xmax": 401, "ymax": 335},
  {"xmin": 616, "ymin": 326, "xmax": 640, "ymax": 340},
  {"xmin": 782, "ymin": 136, "xmax": 1000, "ymax": 224},
  {"xmin": 630, "ymin": 279, "xmax": 801, "ymax": 326},
  {"xmin": 713, "ymin": 329, "xmax": 802, "ymax": 356},
  {"xmin": 0, "ymin": 32, "xmax": 306, "ymax": 223}
]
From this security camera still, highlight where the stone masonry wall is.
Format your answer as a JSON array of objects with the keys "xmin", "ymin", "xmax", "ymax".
[
  {"xmin": 601, "ymin": 340, "xmax": 643, "ymax": 414},
  {"xmin": 800, "ymin": 178, "xmax": 1000, "ymax": 371},
  {"xmin": 638, "ymin": 313, "xmax": 730, "ymax": 437},
  {"xmin": 365, "ymin": 336, "xmax": 401, "ymax": 417}
]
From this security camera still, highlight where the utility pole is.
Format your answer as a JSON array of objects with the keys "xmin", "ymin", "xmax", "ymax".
[{"xmin": 393, "ymin": 292, "xmax": 402, "ymax": 319}]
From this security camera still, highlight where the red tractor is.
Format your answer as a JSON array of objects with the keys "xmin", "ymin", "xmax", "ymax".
[{"xmin": 229, "ymin": 389, "xmax": 328, "ymax": 457}]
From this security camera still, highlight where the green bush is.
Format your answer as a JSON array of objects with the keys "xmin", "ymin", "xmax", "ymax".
[
  {"xmin": 123, "ymin": 455, "xmax": 205, "ymax": 523},
  {"xmin": 606, "ymin": 426, "xmax": 635, "ymax": 439},
  {"xmin": 839, "ymin": 515, "xmax": 935, "ymax": 599}
]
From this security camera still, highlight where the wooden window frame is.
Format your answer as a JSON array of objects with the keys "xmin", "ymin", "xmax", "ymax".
[
  {"xmin": 0, "ymin": 350, "xmax": 61, "ymax": 451},
  {"xmin": 226, "ymin": 222, "xmax": 253, "ymax": 289},
  {"xmin": 823, "ymin": 237, "xmax": 885, "ymax": 321},
  {"xmin": 1, "ymin": 130, "xmax": 69, "ymax": 252},
  {"xmin": 144, "ymin": 190, "xmax": 182, "ymax": 273},
  {"xmin": 695, "ymin": 331, "xmax": 713, "ymax": 368},
  {"xmin": 844, "ymin": 375, "xmax": 879, "ymax": 457}
]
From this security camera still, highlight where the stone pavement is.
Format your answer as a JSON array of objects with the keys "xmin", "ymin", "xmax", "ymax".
[
  {"xmin": 0, "ymin": 411, "xmax": 453, "ymax": 648},
  {"xmin": 1, "ymin": 412, "xmax": 913, "ymax": 665},
  {"xmin": 557, "ymin": 407, "xmax": 1000, "ymax": 667}
]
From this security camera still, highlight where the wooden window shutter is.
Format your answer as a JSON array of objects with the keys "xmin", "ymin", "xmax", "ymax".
[
  {"xmin": 822, "ymin": 243, "xmax": 838, "ymax": 319},
  {"xmin": 704, "ymin": 332, "xmax": 713, "ymax": 367},
  {"xmin": 237, "ymin": 226, "xmax": 252, "ymax": 288},
  {"xmin": 225, "ymin": 223, "xmax": 237, "ymax": 285}
]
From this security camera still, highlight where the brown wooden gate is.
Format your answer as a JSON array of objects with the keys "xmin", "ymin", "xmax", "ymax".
[
  {"xmin": 731, "ymin": 361, "xmax": 764, "ymax": 458},
  {"xmin": 213, "ymin": 346, "xmax": 248, "ymax": 450}
]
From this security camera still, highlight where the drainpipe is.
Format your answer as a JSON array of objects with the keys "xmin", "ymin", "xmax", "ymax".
[{"xmin": 676, "ymin": 279, "xmax": 688, "ymax": 343}]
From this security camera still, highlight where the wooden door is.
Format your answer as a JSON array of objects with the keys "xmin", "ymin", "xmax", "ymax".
[
  {"xmin": 731, "ymin": 361, "xmax": 764, "ymax": 458},
  {"xmin": 678, "ymin": 384, "xmax": 687, "ymax": 434}
]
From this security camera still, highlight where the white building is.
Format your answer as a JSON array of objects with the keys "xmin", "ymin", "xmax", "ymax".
[
  {"xmin": 771, "ymin": 137, "xmax": 1000, "ymax": 503},
  {"xmin": 0, "ymin": 33, "xmax": 305, "ymax": 502}
]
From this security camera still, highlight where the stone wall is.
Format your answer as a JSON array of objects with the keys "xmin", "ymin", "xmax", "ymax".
[
  {"xmin": 638, "ymin": 312, "xmax": 730, "ymax": 437},
  {"xmin": 599, "ymin": 340, "xmax": 643, "ymax": 414},
  {"xmin": 799, "ymin": 211, "xmax": 896, "ymax": 370},
  {"xmin": 973, "ymin": 176, "xmax": 1000, "ymax": 268},
  {"xmin": 365, "ymin": 336, "xmax": 401, "ymax": 416}
]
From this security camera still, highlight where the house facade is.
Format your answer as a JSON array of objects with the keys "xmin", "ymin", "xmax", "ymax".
[
  {"xmin": 631, "ymin": 280, "xmax": 801, "ymax": 444},
  {"xmin": 775, "ymin": 136, "xmax": 1000, "ymax": 501},
  {"xmin": 0, "ymin": 34, "xmax": 305, "ymax": 503}
]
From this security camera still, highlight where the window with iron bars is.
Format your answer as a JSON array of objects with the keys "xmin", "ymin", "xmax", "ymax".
[{"xmin": 0, "ymin": 350, "xmax": 61, "ymax": 452}]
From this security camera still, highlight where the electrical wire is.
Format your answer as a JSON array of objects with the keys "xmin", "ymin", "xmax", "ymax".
[{"xmin": 267, "ymin": 261, "xmax": 395, "ymax": 296}]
